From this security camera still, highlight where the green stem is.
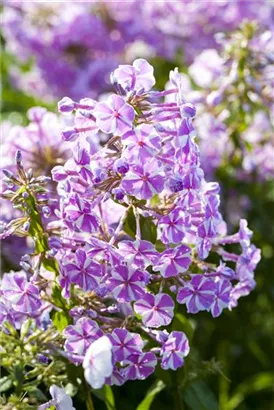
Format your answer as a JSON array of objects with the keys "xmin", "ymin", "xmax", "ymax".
[
  {"xmin": 175, "ymin": 388, "xmax": 184, "ymax": 410},
  {"xmin": 86, "ymin": 390, "xmax": 95, "ymax": 410}
]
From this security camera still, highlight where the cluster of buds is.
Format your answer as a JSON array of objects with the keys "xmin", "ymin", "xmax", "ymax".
[{"xmin": 1, "ymin": 60, "xmax": 260, "ymax": 406}]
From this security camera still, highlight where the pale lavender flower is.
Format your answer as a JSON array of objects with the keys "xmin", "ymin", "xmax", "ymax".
[
  {"xmin": 112, "ymin": 59, "xmax": 155, "ymax": 94},
  {"xmin": 122, "ymin": 124, "xmax": 161, "ymax": 163},
  {"xmin": 121, "ymin": 159, "xmax": 165, "ymax": 200},
  {"xmin": 94, "ymin": 95, "xmax": 135, "ymax": 135}
]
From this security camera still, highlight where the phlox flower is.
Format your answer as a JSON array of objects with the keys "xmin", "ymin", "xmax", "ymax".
[
  {"xmin": 83, "ymin": 336, "xmax": 113, "ymax": 389},
  {"xmin": 134, "ymin": 293, "xmax": 175, "ymax": 328}
]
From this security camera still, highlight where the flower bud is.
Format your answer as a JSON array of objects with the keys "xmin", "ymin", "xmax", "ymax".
[
  {"xmin": 58, "ymin": 97, "xmax": 75, "ymax": 114},
  {"xmin": 92, "ymin": 168, "xmax": 107, "ymax": 184},
  {"xmin": 42, "ymin": 206, "xmax": 51, "ymax": 218},
  {"xmin": 113, "ymin": 158, "xmax": 129, "ymax": 174},
  {"xmin": 62, "ymin": 127, "xmax": 78, "ymax": 142},
  {"xmin": 23, "ymin": 221, "xmax": 30, "ymax": 232},
  {"xmin": 15, "ymin": 150, "xmax": 22, "ymax": 164},
  {"xmin": 51, "ymin": 166, "xmax": 68, "ymax": 182},
  {"xmin": 180, "ymin": 103, "xmax": 196, "ymax": 118},
  {"xmin": 2, "ymin": 169, "xmax": 14, "ymax": 179},
  {"xmin": 112, "ymin": 187, "xmax": 125, "ymax": 201}
]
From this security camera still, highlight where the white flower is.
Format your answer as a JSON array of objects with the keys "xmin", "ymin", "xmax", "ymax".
[
  {"xmin": 83, "ymin": 335, "xmax": 113, "ymax": 389},
  {"xmin": 49, "ymin": 385, "xmax": 75, "ymax": 410}
]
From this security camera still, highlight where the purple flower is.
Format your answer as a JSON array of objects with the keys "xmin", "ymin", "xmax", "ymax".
[
  {"xmin": 176, "ymin": 118, "xmax": 195, "ymax": 154},
  {"xmin": 109, "ymin": 328, "xmax": 143, "ymax": 362},
  {"xmin": 121, "ymin": 159, "xmax": 165, "ymax": 200},
  {"xmin": 177, "ymin": 275, "xmax": 217, "ymax": 314},
  {"xmin": 106, "ymin": 367, "xmax": 126, "ymax": 386},
  {"xmin": 161, "ymin": 331, "xmax": 190, "ymax": 370},
  {"xmin": 107, "ymin": 264, "xmax": 148, "ymax": 302},
  {"xmin": 158, "ymin": 208, "xmax": 191, "ymax": 244},
  {"xmin": 73, "ymin": 143, "xmax": 92, "ymax": 182},
  {"xmin": 113, "ymin": 59, "xmax": 155, "ymax": 94},
  {"xmin": 210, "ymin": 280, "xmax": 232, "ymax": 318},
  {"xmin": 43, "ymin": 385, "xmax": 76, "ymax": 410},
  {"xmin": 64, "ymin": 317, "xmax": 103, "ymax": 357},
  {"xmin": 64, "ymin": 194, "xmax": 100, "ymax": 232},
  {"xmin": 86, "ymin": 237, "xmax": 121, "ymax": 266},
  {"xmin": 153, "ymin": 245, "xmax": 192, "ymax": 278},
  {"xmin": 134, "ymin": 293, "xmax": 175, "ymax": 328},
  {"xmin": 64, "ymin": 249, "xmax": 102, "ymax": 291},
  {"xmin": 214, "ymin": 263, "xmax": 236, "ymax": 280},
  {"xmin": 122, "ymin": 124, "xmax": 161, "ymax": 163},
  {"xmin": 229, "ymin": 278, "xmax": 256, "ymax": 309},
  {"xmin": 1, "ymin": 271, "xmax": 41, "ymax": 315},
  {"xmin": 236, "ymin": 245, "xmax": 261, "ymax": 281},
  {"xmin": 123, "ymin": 352, "xmax": 157, "ymax": 380},
  {"xmin": 93, "ymin": 95, "xmax": 135, "ymax": 135},
  {"xmin": 117, "ymin": 240, "xmax": 159, "ymax": 269}
]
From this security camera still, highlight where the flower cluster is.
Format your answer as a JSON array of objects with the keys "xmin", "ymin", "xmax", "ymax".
[
  {"xmin": 2, "ymin": 1, "xmax": 272, "ymax": 100},
  {"xmin": 1, "ymin": 60, "xmax": 261, "ymax": 406},
  {"xmin": 1, "ymin": 107, "xmax": 71, "ymax": 268},
  {"xmin": 174, "ymin": 22, "xmax": 274, "ymax": 182}
]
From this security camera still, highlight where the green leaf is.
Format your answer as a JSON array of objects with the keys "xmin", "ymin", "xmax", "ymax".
[
  {"xmin": 123, "ymin": 208, "xmax": 157, "ymax": 243},
  {"xmin": 183, "ymin": 380, "xmax": 219, "ymax": 410},
  {"xmin": 136, "ymin": 380, "xmax": 165, "ymax": 410},
  {"xmin": 140, "ymin": 216, "xmax": 157, "ymax": 243},
  {"xmin": 0, "ymin": 376, "xmax": 13, "ymax": 393},
  {"xmin": 42, "ymin": 256, "xmax": 59, "ymax": 274},
  {"xmin": 51, "ymin": 310, "xmax": 71, "ymax": 331},
  {"xmin": 14, "ymin": 366, "xmax": 24, "ymax": 389},
  {"xmin": 92, "ymin": 385, "xmax": 116, "ymax": 410},
  {"xmin": 51, "ymin": 285, "xmax": 69, "ymax": 309},
  {"xmin": 104, "ymin": 385, "xmax": 116, "ymax": 410},
  {"xmin": 227, "ymin": 372, "xmax": 274, "ymax": 410},
  {"xmin": 24, "ymin": 386, "xmax": 48, "ymax": 401}
]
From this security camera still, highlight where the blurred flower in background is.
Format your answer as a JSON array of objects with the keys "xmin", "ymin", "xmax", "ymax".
[{"xmin": 2, "ymin": 0, "xmax": 273, "ymax": 100}]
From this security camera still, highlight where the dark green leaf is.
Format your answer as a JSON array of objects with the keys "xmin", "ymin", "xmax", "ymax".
[
  {"xmin": 123, "ymin": 208, "xmax": 157, "ymax": 243},
  {"xmin": 183, "ymin": 380, "xmax": 219, "ymax": 410}
]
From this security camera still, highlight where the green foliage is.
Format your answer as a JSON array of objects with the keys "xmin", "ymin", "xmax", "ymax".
[
  {"xmin": 136, "ymin": 380, "xmax": 166, "ymax": 410},
  {"xmin": 123, "ymin": 208, "xmax": 157, "ymax": 243},
  {"xmin": 183, "ymin": 380, "xmax": 219, "ymax": 410},
  {"xmin": 51, "ymin": 311, "xmax": 72, "ymax": 332}
]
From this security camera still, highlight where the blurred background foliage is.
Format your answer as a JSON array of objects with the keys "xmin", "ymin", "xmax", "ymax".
[{"xmin": 1, "ymin": 13, "xmax": 274, "ymax": 410}]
